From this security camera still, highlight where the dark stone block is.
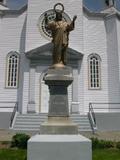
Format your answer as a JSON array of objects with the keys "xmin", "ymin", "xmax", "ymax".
[{"xmin": 43, "ymin": 66, "xmax": 73, "ymax": 117}]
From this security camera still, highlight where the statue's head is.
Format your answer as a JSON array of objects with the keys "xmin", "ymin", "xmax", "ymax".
[
  {"xmin": 54, "ymin": 3, "xmax": 64, "ymax": 21},
  {"xmin": 55, "ymin": 12, "xmax": 62, "ymax": 21}
]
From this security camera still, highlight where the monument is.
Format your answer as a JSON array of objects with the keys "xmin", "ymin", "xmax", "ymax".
[
  {"xmin": 27, "ymin": 3, "xmax": 92, "ymax": 160},
  {"xmin": 40, "ymin": 3, "xmax": 78, "ymax": 134}
]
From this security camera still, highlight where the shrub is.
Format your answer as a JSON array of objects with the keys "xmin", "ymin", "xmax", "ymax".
[
  {"xmin": 91, "ymin": 137, "xmax": 99, "ymax": 149},
  {"xmin": 116, "ymin": 142, "xmax": 120, "ymax": 149},
  {"xmin": 103, "ymin": 140, "xmax": 114, "ymax": 148},
  {"xmin": 91, "ymin": 137, "xmax": 114, "ymax": 149},
  {"xmin": 11, "ymin": 133, "xmax": 30, "ymax": 149}
]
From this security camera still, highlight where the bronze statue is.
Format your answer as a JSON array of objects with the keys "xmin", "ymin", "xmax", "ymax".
[{"xmin": 45, "ymin": 3, "xmax": 77, "ymax": 67}]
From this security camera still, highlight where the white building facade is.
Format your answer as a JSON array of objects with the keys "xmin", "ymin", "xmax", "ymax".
[{"xmin": 0, "ymin": 0, "xmax": 120, "ymax": 116}]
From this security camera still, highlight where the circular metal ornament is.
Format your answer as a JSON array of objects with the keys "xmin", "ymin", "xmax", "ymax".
[
  {"xmin": 38, "ymin": 9, "xmax": 71, "ymax": 40},
  {"xmin": 54, "ymin": 3, "xmax": 64, "ymax": 13}
]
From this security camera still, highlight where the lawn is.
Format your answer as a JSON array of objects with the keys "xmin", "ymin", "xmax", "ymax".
[
  {"xmin": 0, "ymin": 148, "xmax": 120, "ymax": 160},
  {"xmin": 0, "ymin": 149, "xmax": 27, "ymax": 160},
  {"xmin": 93, "ymin": 148, "xmax": 120, "ymax": 160}
]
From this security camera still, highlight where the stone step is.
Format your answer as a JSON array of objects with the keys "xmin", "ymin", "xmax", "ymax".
[
  {"xmin": 15, "ymin": 121, "xmax": 44, "ymax": 125},
  {"xmin": 13, "ymin": 128, "xmax": 39, "ymax": 131},
  {"xmin": 14, "ymin": 127, "xmax": 91, "ymax": 132},
  {"xmin": 73, "ymin": 122, "xmax": 90, "ymax": 125},
  {"xmin": 70, "ymin": 115, "xmax": 88, "ymax": 118},
  {"xmin": 72, "ymin": 117, "xmax": 89, "ymax": 119},
  {"xmin": 71, "ymin": 119, "xmax": 90, "ymax": 123},
  {"xmin": 15, "ymin": 118, "xmax": 46, "ymax": 121},
  {"xmin": 13, "ymin": 113, "xmax": 92, "ymax": 132},
  {"xmin": 14, "ymin": 125, "xmax": 40, "ymax": 128},
  {"xmin": 14, "ymin": 125, "xmax": 92, "ymax": 129},
  {"xmin": 17, "ymin": 115, "xmax": 47, "ymax": 118}
]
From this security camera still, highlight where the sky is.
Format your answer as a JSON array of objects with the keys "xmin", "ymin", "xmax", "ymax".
[
  {"xmin": 84, "ymin": 0, "xmax": 120, "ymax": 11},
  {"xmin": 6, "ymin": 0, "xmax": 120, "ymax": 11},
  {"xmin": 6, "ymin": 0, "xmax": 28, "ymax": 9}
]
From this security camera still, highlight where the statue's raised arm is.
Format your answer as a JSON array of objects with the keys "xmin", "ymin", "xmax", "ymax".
[{"xmin": 67, "ymin": 15, "xmax": 77, "ymax": 32}]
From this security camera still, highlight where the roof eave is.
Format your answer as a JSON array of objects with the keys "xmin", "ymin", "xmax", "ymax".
[
  {"xmin": 0, "ymin": 4, "xmax": 27, "ymax": 14},
  {"xmin": 83, "ymin": 5, "xmax": 120, "ymax": 19}
]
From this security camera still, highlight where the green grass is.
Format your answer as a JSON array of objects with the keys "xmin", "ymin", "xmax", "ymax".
[
  {"xmin": 93, "ymin": 148, "xmax": 120, "ymax": 160},
  {"xmin": 0, "ymin": 149, "xmax": 27, "ymax": 160},
  {"xmin": 0, "ymin": 148, "xmax": 120, "ymax": 160}
]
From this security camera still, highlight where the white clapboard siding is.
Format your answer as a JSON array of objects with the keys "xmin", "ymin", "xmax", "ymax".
[
  {"xmin": 83, "ymin": 14, "xmax": 109, "ymax": 112},
  {"xmin": 40, "ymin": 80, "xmax": 49, "ymax": 113}
]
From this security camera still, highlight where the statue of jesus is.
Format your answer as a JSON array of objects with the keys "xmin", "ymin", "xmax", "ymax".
[{"xmin": 44, "ymin": 3, "xmax": 77, "ymax": 67}]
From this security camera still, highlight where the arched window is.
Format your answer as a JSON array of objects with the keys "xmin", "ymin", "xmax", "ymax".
[
  {"xmin": 88, "ymin": 54, "xmax": 101, "ymax": 89},
  {"xmin": 6, "ymin": 52, "xmax": 19, "ymax": 88}
]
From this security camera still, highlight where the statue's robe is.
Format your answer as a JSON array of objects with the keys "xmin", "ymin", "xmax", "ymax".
[{"xmin": 47, "ymin": 20, "xmax": 74, "ymax": 64}]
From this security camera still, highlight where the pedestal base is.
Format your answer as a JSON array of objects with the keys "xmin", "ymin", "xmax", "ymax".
[
  {"xmin": 27, "ymin": 135, "xmax": 92, "ymax": 160},
  {"xmin": 40, "ymin": 117, "xmax": 78, "ymax": 134}
]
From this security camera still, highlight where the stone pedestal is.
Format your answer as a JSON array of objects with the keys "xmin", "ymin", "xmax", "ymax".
[
  {"xmin": 40, "ymin": 117, "xmax": 78, "ymax": 134},
  {"xmin": 27, "ymin": 135, "xmax": 92, "ymax": 160},
  {"xmin": 44, "ymin": 66, "xmax": 73, "ymax": 117},
  {"xmin": 27, "ymin": 67, "xmax": 92, "ymax": 160},
  {"xmin": 40, "ymin": 66, "xmax": 78, "ymax": 134}
]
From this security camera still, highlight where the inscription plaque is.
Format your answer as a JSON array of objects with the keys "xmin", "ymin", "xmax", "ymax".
[{"xmin": 49, "ymin": 95, "xmax": 69, "ymax": 116}]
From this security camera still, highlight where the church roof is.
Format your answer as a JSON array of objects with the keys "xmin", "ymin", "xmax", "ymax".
[
  {"xmin": 0, "ymin": 2, "xmax": 119, "ymax": 19},
  {"xmin": 6, "ymin": 0, "xmax": 27, "ymax": 10},
  {"xmin": 83, "ymin": 5, "xmax": 107, "ymax": 17},
  {"xmin": 0, "ymin": 4, "xmax": 27, "ymax": 14},
  {"xmin": 100, "ymin": 6, "xmax": 120, "ymax": 17},
  {"xmin": 84, "ymin": 5, "xmax": 120, "ymax": 19}
]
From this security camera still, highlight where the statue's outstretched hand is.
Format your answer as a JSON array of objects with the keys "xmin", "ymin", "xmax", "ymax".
[{"xmin": 73, "ymin": 15, "xmax": 77, "ymax": 21}]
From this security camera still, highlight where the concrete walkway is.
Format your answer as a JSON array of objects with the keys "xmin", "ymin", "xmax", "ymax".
[
  {"xmin": 0, "ymin": 129, "xmax": 120, "ymax": 142},
  {"xmin": 81, "ymin": 131, "xmax": 120, "ymax": 142},
  {"xmin": 0, "ymin": 129, "xmax": 15, "ymax": 141},
  {"xmin": 0, "ymin": 129, "xmax": 36, "ymax": 141}
]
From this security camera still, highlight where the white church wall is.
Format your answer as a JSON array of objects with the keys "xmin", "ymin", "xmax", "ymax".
[
  {"xmin": 116, "ymin": 18, "xmax": 120, "ymax": 86},
  {"xmin": 1, "ymin": 12, "xmax": 26, "ymax": 53},
  {"xmin": 0, "ymin": 11, "xmax": 26, "ymax": 111},
  {"xmin": 26, "ymin": 0, "xmax": 83, "ymax": 53},
  {"xmin": 18, "ymin": 54, "xmax": 29, "ymax": 114},
  {"xmin": 83, "ymin": 14, "xmax": 109, "ymax": 112},
  {"xmin": 35, "ymin": 65, "xmax": 48, "ymax": 113},
  {"xmin": 76, "ymin": 60, "xmax": 84, "ymax": 114},
  {"xmin": 22, "ymin": 70, "xmax": 29, "ymax": 114},
  {"xmin": 105, "ymin": 16, "xmax": 120, "ymax": 107}
]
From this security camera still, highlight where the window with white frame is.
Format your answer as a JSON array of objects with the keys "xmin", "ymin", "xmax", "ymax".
[
  {"xmin": 88, "ymin": 54, "xmax": 101, "ymax": 89},
  {"xmin": 6, "ymin": 52, "xmax": 19, "ymax": 88}
]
